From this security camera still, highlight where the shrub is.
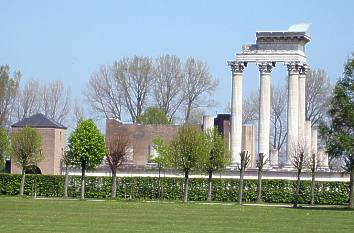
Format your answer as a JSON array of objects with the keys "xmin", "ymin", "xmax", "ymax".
[{"xmin": 0, "ymin": 174, "xmax": 349, "ymax": 205}]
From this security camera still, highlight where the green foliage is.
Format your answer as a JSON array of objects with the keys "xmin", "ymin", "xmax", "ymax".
[
  {"xmin": 68, "ymin": 119, "xmax": 107, "ymax": 170},
  {"xmin": 0, "ymin": 173, "xmax": 350, "ymax": 205},
  {"xmin": 203, "ymin": 127, "xmax": 231, "ymax": 173},
  {"xmin": 156, "ymin": 125, "xmax": 209, "ymax": 172},
  {"xmin": 136, "ymin": 107, "xmax": 169, "ymax": 125},
  {"xmin": 10, "ymin": 127, "xmax": 43, "ymax": 169},
  {"xmin": 321, "ymin": 54, "xmax": 354, "ymax": 171},
  {"xmin": 0, "ymin": 127, "xmax": 8, "ymax": 169}
]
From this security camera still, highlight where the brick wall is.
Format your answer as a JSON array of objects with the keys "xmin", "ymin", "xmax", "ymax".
[{"xmin": 106, "ymin": 119, "xmax": 179, "ymax": 166}]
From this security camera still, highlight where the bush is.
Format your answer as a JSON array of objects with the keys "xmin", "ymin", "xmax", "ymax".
[{"xmin": 0, "ymin": 174, "xmax": 349, "ymax": 205}]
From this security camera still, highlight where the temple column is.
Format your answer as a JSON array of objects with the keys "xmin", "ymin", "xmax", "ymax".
[
  {"xmin": 228, "ymin": 61, "xmax": 245, "ymax": 165},
  {"xmin": 298, "ymin": 65, "xmax": 307, "ymax": 142},
  {"xmin": 286, "ymin": 63, "xmax": 300, "ymax": 164},
  {"xmin": 258, "ymin": 63, "xmax": 272, "ymax": 167},
  {"xmin": 311, "ymin": 128, "xmax": 318, "ymax": 155},
  {"xmin": 304, "ymin": 120, "xmax": 312, "ymax": 156}
]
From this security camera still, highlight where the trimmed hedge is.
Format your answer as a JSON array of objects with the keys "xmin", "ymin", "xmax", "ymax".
[{"xmin": 0, "ymin": 173, "xmax": 349, "ymax": 205}]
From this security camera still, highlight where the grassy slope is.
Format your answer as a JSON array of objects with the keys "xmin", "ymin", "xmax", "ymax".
[{"xmin": 0, "ymin": 197, "xmax": 354, "ymax": 233}]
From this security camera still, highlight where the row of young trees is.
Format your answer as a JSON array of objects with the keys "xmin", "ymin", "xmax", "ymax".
[
  {"xmin": 6, "ymin": 114, "xmax": 353, "ymax": 209},
  {"xmin": 6, "ymin": 122, "xmax": 351, "ymax": 209}
]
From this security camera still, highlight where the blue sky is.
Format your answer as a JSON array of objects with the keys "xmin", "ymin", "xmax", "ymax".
[{"xmin": 2, "ymin": 0, "xmax": 354, "ymax": 119}]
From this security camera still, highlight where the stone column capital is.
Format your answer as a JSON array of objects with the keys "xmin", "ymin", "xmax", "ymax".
[
  {"xmin": 286, "ymin": 62, "xmax": 300, "ymax": 74},
  {"xmin": 228, "ymin": 61, "xmax": 245, "ymax": 75},
  {"xmin": 258, "ymin": 62, "xmax": 274, "ymax": 74},
  {"xmin": 299, "ymin": 64, "xmax": 309, "ymax": 76}
]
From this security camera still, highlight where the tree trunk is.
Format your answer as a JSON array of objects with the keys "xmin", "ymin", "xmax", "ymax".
[
  {"xmin": 349, "ymin": 167, "xmax": 354, "ymax": 209},
  {"xmin": 238, "ymin": 168, "xmax": 244, "ymax": 205},
  {"xmin": 310, "ymin": 171, "xmax": 315, "ymax": 206},
  {"xmin": 184, "ymin": 102, "xmax": 192, "ymax": 123},
  {"xmin": 64, "ymin": 165, "xmax": 69, "ymax": 198},
  {"xmin": 80, "ymin": 162, "xmax": 86, "ymax": 200},
  {"xmin": 183, "ymin": 170, "xmax": 189, "ymax": 203},
  {"xmin": 20, "ymin": 168, "xmax": 25, "ymax": 196},
  {"xmin": 294, "ymin": 169, "xmax": 301, "ymax": 208},
  {"xmin": 207, "ymin": 170, "xmax": 213, "ymax": 202},
  {"xmin": 158, "ymin": 164, "xmax": 161, "ymax": 200},
  {"xmin": 257, "ymin": 167, "xmax": 263, "ymax": 203},
  {"xmin": 111, "ymin": 170, "xmax": 117, "ymax": 198}
]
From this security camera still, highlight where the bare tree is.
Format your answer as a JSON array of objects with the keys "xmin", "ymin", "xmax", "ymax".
[
  {"xmin": 306, "ymin": 69, "xmax": 332, "ymax": 127},
  {"xmin": 182, "ymin": 57, "xmax": 218, "ymax": 123},
  {"xmin": 256, "ymin": 153, "xmax": 268, "ymax": 203},
  {"xmin": 114, "ymin": 56, "xmax": 153, "ymax": 123},
  {"xmin": 289, "ymin": 140, "xmax": 310, "ymax": 208},
  {"xmin": 41, "ymin": 80, "xmax": 71, "ymax": 124},
  {"xmin": 72, "ymin": 97, "xmax": 86, "ymax": 123},
  {"xmin": 153, "ymin": 54, "xmax": 183, "ymax": 122},
  {"xmin": 13, "ymin": 79, "xmax": 41, "ymax": 122},
  {"xmin": 270, "ymin": 84, "xmax": 288, "ymax": 152},
  {"xmin": 243, "ymin": 91, "xmax": 259, "ymax": 124},
  {"xmin": 238, "ymin": 150, "xmax": 251, "ymax": 205},
  {"xmin": 106, "ymin": 134, "xmax": 129, "ymax": 198},
  {"xmin": 309, "ymin": 152, "xmax": 321, "ymax": 205},
  {"xmin": 86, "ymin": 65, "xmax": 123, "ymax": 120},
  {"xmin": 0, "ymin": 65, "xmax": 20, "ymax": 127}
]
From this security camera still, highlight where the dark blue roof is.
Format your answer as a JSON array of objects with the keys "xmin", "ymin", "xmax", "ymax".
[{"xmin": 11, "ymin": 113, "xmax": 67, "ymax": 129}]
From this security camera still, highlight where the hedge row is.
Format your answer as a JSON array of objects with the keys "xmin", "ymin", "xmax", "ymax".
[{"xmin": 0, "ymin": 173, "xmax": 349, "ymax": 205}]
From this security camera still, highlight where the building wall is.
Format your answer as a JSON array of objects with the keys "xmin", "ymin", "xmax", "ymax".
[
  {"xmin": 242, "ymin": 125, "xmax": 256, "ymax": 167},
  {"xmin": 11, "ymin": 127, "xmax": 66, "ymax": 175},
  {"xmin": 106, "ymin": 119, "xmax": 179, "ymax": 166}
]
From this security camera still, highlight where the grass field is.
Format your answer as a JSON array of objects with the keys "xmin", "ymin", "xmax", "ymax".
[{"xmin": 1, "ymin": 197, "xmax": 354, "ymax": 233}]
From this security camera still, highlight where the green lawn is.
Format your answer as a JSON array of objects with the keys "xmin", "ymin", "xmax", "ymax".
[{"xmin": 0, "ymin": 197, "xmax": 354, "ymax": 233}]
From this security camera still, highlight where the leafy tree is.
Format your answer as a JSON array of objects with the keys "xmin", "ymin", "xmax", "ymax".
[
  {"xmin": 0, "ymin": 127, "xmax": 9, "ymax": 170},
  {"xmin": 151, "ymin": 138, "xmax": 169, "ymax": 200},
  {"xmin": 10, "ymin": 127, "xmax": 43, "ymax": 196},
  {"xmin": 320, "ymin": 54, "xmax": 354, "ymax": 208},
  {"xmin": 203, "ymin": 128, "xmax": 230, "ymax": 201},
  {"xmin": 106, "ymin": 134, "xmax": 129, "ymax": 198},
  {"xmin": 154, "ymin": 125, "xmax": 209, "ymax": 202},
  {"xmin": 136, "ymin": 107, "xmax": 169, "ymax": 125},
  {"xmin": 68, "ymin": 119, "xmax": 106, "ymax": 200}
]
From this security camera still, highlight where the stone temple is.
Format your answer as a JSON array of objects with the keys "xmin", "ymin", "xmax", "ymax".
[{"xmin": 227, "ymin": 24, "xmax": 328, "ymax": 170}]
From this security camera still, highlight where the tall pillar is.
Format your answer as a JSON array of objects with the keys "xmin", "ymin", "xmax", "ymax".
[
  {"xmin": 298, "ymin": 66, "xmax": 307, "ymax": 142},
  {"xmin": 203, "ymin": 115, "xmax": 214, "ymax": 132},
  {"xmin": 286, "ymin": 63, "xmax": 300, "ymax": 163},
  {"xmin": 304, "ymin": 120, "xmax": 312, "ymax": 156},
  {"xmin": 258, "ymin": 63, "xmax": 272, "ymax": 167},
  {"xmin": 311, "ymin": 128, "xmax": 318, "ymax": 155},
  {"xmin": 228, "ymin": 61, "xmax": 245, "ymax": 165}
]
